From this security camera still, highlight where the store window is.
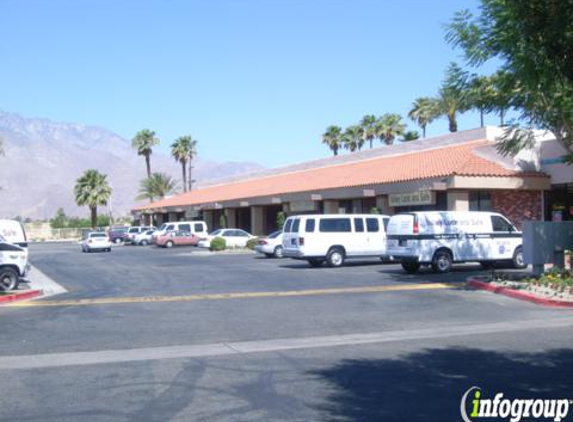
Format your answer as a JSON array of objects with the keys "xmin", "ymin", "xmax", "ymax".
[{"xmin": 469, "ymin": 191, "xmax": 492, "ymax": 211}]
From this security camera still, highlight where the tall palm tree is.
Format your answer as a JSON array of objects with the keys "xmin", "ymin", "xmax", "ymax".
[
  {"xmin": 74, "ymin": 169, "xmax": 112, "ymax": 229},
  {"xmin": 375, "ymin": 113, "xmax": 406, "ymax": 145},
  {"xmin": 322, "ymin": 125, "xmax": 343, "ymax": 156},
  {"xmin": 437, "ymin": 62, "xmax": 470, "ymax": 133},
  {"xmin": 171, "ymin": 136, "xmax": 192, "ymax": 193},
  {"xmin": 342, "ymin": 125, "xmax": 365, "ymax": 152},
  {"xmin": 408, "ymin": 97, "xmax": 439, "ymax": 137},
  {"xmin": 132, "ymin": 129, "xmax": 160, "ymax": 178},
  {"xmin": 360, "ymin": 115, "xmax": 377, "ymax": 149},
  {"xmin": 136, "ymin": 173, "xmax": 178, "ymax": 201},
  {"xmin": 187, "ymin": 137, "xmax": 198, "ymax": 191}
]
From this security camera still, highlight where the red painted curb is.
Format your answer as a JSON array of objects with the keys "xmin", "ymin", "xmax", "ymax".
[
  {"xmin": 468, "ymin": 278, "xmax": 573, "ymax": 308},
  {"xmin": 0, "ymin": 289, "xmax": 42, "ymax": 304}
]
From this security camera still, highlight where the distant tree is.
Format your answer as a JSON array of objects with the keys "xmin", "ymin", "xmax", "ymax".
[
  {"xmin": 276, "ymin": 211, "xmax": 286, "ymax": 231},
  {"xmin": 322, "ymin": 125, "xmax": 343, "ymax": 156},
  {"xmin": 360, "ymin": 115, "xmax": 378, "ymax": 149},
  {"xmin": 342, "ymin": 125, "xmax": 365, "ymax": 152},
  {"xmin": 219, "ymin": 214, "xmax": 227, "ymax": 229},
  {"xmin": 74, "ymin": 169, "xmax": 112, "ymax": 229},
  {"xmin": 132, "ymin": 129, "xmax": 160, "ymax": 179},
  {"xmin": 435, "ymin": 63, "xmax": 470, "ymax": 132},
  {"xmin": 376, "ymin": 113, "xmax": 406, "ymax": 145},
  {"xmin": 408, "ymin": 97, "xmax": 439, "ymax": 138},
  {"xmin": 171, "ymin": 136, "xmax": 192, "ymax": 193},
  {"xmin": 402, "ymin": 130, "xmax": 420, "ymax": 141},
  {"xmin": 51, "ymin": 207, "xmax": 68, "ymax": 229},
  {"xmin": 446, "ymin": 1, "xmax": 573, "ymax": 162},
  {"xmin": 136, "ymin": 173, "xmax": 178, "ymax": 201}
]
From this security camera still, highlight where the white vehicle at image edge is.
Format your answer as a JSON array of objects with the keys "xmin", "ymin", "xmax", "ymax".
[
  {"xmin": 282, "ymin": 214, "xmax": 391, "ymax": 267},
  {"xmin": 81, "ymin": 232, "xmax": 112, "ymax": 253},
  {"xmin": 197, "ymin": 229, "xmax": 255, "ymax": 249},
  {"xmin": 254, "ymin": 230, "xmax": 284, "ymax": 258},
  {"xmin": 152, "ymin": 221, "xmax": 208, "ymax": 243},
  {"xmin": 386, "ymin": 211, "xmax": 526, "ymax": 274},
  {"xmin": 134, "ymin": 229, "xmax": 155, "ymax": 246},
  {"xmin": 0, "ymin": 234, "xmax": 28, "ymax": 291}
]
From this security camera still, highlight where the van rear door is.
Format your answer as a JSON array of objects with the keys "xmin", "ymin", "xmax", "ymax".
[{"xmin": 386, "ymin": 213, "xmax": 416, "ymax": 249}]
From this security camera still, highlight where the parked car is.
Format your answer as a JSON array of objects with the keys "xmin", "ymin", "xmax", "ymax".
[
  {"xmin": 124, "ymin": 226, "xmax": 154, "ymax": 245},
  {"xmin": 386, "ymin": 211, "xmax": 526, "ymax": 274},
  {"xmin": 255, "ymin": 230, "xmax": 284, "ymax": 258},
  {"xmin": 108, "ymin": 226, "xmax": 129, "ymax": 244},
  {"xmin": 152, "ymin": 221, "xmax": 208, "ymax": 243},
  {"xmin": 0, "ymin": 234, "xmax": 28, "ymax": 291},
  {"xmin": 155, "ymin": 230, "xmax": 200, "ymax": 248},
  {"xmin": 81, "ymin": 232, "xmax": 112, "ymax": 253},
  {"xmin": 197, "ymin": 229, "xmax": 255, "ymax": 249},
  {"xmin": 282, "ymin": 214, "xmax": 391, "ymax": 267},
  {"xmin": 134, "ymin": 229, "xmax": 155, "ymax": 246}
]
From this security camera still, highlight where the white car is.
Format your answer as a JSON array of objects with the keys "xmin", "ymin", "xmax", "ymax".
[
  {"xmin": 0, "ymin": 234, "xmax": 28, "ymax": 291},
  {"xmin": 81, "ymin": 232, "xmax": 112, "ymax": 253},
  {"xmin": 197, "ymin": 229, "xmax": 255, "ymax": 249},
  {"xmin": 255, "ymin": 230, "xmax": 284, "ymax": 258},
  {"xmin": 134, "ymin": 229, "xmax": 155, "ymax": 246}
]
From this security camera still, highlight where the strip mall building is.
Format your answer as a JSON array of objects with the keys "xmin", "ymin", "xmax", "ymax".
[{"xmin": 132, "ymin": 127, "xmax": 572, "ymax": 234}]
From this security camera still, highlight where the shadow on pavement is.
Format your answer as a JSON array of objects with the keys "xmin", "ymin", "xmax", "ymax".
[{"xmin": 310, "ymin": 347, "xmax": 573, "ymax": 422}]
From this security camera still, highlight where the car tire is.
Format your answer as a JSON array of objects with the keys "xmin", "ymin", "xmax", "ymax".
[
  {"xmin": 308, "ymin": 259, "xmax": 324, "ymax": 267},
  {"xmin": 326, "ymin": 247, "xmax": 345, "ymax": 268},
  {"xmin": 274, "ymin": 246, "xmax": 284, "ymax": 258},
  {"xmin": 512, "ymin": 246, "xmax": 526, "ymax": 269},
  {"xmin": 401, "ymin": 262, "xmax": 421, "ymax": 274},
  {"xmin": 141, "ymin": 240, "xmax": 148, "ymax": 246},
  {"xmin": 114, "ymin": 238, "xmax": 122, "ymax": 244},
  {"xmin": 166, "ymin": 241, "xmax": 174, "ymax": 248},
  {"xmin": 0, "ymin": 267, "xmax": 19, "ymax": 291},
  {"xmin": 431, "ymin": 250, "xmax": 453, "ymax": 273}
]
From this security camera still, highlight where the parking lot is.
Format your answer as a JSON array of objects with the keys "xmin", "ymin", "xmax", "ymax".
[{"xmin": 1, "ymin": 242, "xmax": 572, "ymax": 421}]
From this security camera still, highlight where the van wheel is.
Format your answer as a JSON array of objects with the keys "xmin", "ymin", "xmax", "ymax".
[
  {"xmin": 431, "ymin": 250, "xmax": 453, "ymax": 273},
  {"xmin": 326, "ymin": 248, "xmax": 345, "ymax": 267},
  {"xmin": 512, "ymin": 247, "xmax": 526, "ymax": 269},
  {"xmin": 0, "ymin": 268, "xmax": 19, "ymax": 291},
  {"xmin": 401, "ymin": 262, "xmax": 420, "ymax": 274},
  {"xmin": 308, "ymin": 259, "xmax": 324, "ymax": 267},
  {"xmin": 274, "ymin": 246, "xmax": 283, "ymax": 258}
]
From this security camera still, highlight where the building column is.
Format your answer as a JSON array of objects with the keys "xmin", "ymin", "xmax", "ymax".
[
  {"xmin": 203, "ymin": 210, "xmax": 214, "ymax": 231},
  {"xmin": 447, "ymin": 191, "xmax": 470, "ymax": 211},
  {"xmin": 225, "ymin": 208, "xmax": 237, "ymax": 228},
  {"xmin": 250, "ymin": 206, "xmax": 264, "ymax": 236},
  {"xmin": 323, "ymin": 200, "xmax": 339, "ymax": 214},
  {"xmin": 376, "ymin": 196, "xmax": 394, "ymax": 215}
]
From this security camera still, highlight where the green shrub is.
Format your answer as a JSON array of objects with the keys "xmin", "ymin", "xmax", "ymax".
[
  {"xmin": 276, "ymin": 211, "xmax": 286, "ymax": 230},
  {"xmin": 210, "ymin": 237, "xmax": 226, "ymax": 251},
  {"xmin": 246, "ymin": 238, "xmax": 259, "ymax": 250}
]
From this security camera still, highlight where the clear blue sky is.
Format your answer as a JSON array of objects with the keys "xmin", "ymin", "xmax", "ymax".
[{"xmin": 1, "ymin": 0, "xmax": 501, "ymax": 167}]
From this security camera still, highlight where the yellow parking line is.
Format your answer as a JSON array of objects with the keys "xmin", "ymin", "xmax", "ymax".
[{"xmin": 7, "ymin": 283, "xmax": 454, "ymax": 308}]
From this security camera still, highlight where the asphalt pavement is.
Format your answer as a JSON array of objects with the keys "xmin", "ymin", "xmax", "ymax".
[{"xmin": 0, "ymin": 242, "xmax": 571, "ymax": 422}]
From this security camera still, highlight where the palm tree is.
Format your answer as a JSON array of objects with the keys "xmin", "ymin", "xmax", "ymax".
[
  {"xmin": 436, "ymin": 63, "xmax": 470, "ymax": 132},
  {"xmin": 402, "ymin": 130, "xmax": 420, "ymax": 141},
  {"xmin": 342, "ymin": 125, "xmax": 365, "ymax": 152},
  {"xmin": 136, "ymin": 173, "xmax": 178, "ymax": 201},
  {"xmin": 408, "ymin": 97, "xmax": 439, "ymax": 137},
  {"xmin": 375, "ymin": 113, "xmax": 406, "ymax": 145},
  {"xmin": 74, "ymin": 169, "xmax": 112, "ymax": 229},
  {"xmin": 322, "ymin": 125, "xmax": 343, "ymax": 156},
  {"xmin": 132, "ymin": 129, "xmax": 160, "ymax": 178},
  {"xmin": 360, "ymin": 115, "xmax": 377, "ymax": 149},
  {"xmin": 171, "ymin": 136, "xmax": 192, "ymax": 193},
  {"xmin": 187, "ymin": 137, "xmax": 198, "ymax": 191}
]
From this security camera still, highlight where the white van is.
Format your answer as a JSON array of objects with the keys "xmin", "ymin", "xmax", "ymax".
[
  {"xmin": 0, "ymin": 220, "xmax": 29, "ymax": 290},
  {"xmin": 386, "ymin": 211, "xmax": 526, "ymax": 273},
  {"xmin": 152, "ymin": 221, "xmax": 208, "ymax": 243},
  {"xmin": 282, "ymin": 214, "xmax": 390, "ymax": 267}
]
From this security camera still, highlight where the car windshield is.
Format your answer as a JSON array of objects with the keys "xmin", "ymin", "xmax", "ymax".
[
  {"xmin": 268, "ymin": 231, "xmax": 282, "ymax": 239},
  {"xmin": 145, "ymin": 230, "xmax": 154, "ymax": 235},
  {"xmin": 210, "ymin": 230, "xmax": 222, "ymax": 236},
  {"xmin": 0, "ymin": 234, "xmax": 6, "ymax": 243},
  {"xmin": 112, "ymin": 228, "xmax": 128, "ymax": 233},
  {"xmin": 91, "ymin": 233, "xmax": 107, "ymax": 238},
  {"xmin": 158, "ymin": 224, "xmax": 167, "ymax": 230}
]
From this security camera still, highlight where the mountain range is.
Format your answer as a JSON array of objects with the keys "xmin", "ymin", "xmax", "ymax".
[{"xmin": 0, "ymin": 111, "xmax": 264, "ymax": 219}]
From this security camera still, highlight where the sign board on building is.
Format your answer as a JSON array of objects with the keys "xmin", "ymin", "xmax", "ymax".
[
  {"xmin": 362, "ymin": 189, "xmax": 375, "ymax": 197},
  {"xmin": 271, "ymin": 197, "xmax": 282, "ymax": 204},
  {"xmin": 239, "ymin": 201, "xmax": 249, "ymax": 207},
  {"xmin": 310, "ymin": 194, "xmax": 322, "ymax": 201},
  {"xmin": 185, "ymin": 209, "xmax": 201, "ymax": 218},
  {"xmin": 388, "ymin": 191, "xmax": 435, "ymax": 207},
  {"xmin": 290, "ymin": 201, "xmax": 317, "ymax": 212}
]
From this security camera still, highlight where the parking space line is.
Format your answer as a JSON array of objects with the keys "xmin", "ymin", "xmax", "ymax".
[{"xmin": 6, "ymin": 282, "xmax": 454, "ymax": 308}]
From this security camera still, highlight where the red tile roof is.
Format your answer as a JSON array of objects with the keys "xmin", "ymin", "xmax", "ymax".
[{"xmin": 135, "ymin": 140, "xmax": 545, "ymax": 211}]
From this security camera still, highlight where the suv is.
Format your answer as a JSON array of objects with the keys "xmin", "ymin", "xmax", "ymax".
[{"xmin": 108, "ymin": 227, "xmax": 129, "ymax": 244}]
